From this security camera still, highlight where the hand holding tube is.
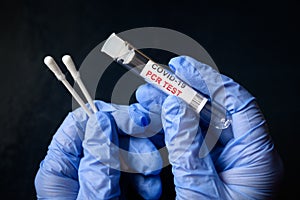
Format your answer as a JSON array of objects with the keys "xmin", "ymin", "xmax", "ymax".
[{"xmin": 136, "ymin": 56, "xmax": 283, "ymax": 199}]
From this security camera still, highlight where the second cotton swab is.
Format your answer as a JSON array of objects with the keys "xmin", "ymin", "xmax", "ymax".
[{"xmin": 62, "ymin": 55, "xmax": 98, "ymax": 113}]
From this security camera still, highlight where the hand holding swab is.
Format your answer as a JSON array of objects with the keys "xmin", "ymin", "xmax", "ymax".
[
  {"xmin": 62, "ymin": 55, "xmax": 98, "ymax": 113},
  {"xmin": 44, "ymin": 56, "xmax": 93, "ymax": 117}
]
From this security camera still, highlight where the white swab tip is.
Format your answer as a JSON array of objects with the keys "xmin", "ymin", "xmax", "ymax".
[
  {"xmin": 62, "ymin": 55, "xmax": 77, "ymax": 73},
  {"xmin": 62, "ymin": 55, "xmax": 72, "ymax": 64},
  {"xmin": 44, "ymin": 56, "xmax": 55, "ymax": 66},
  {"xmin": 44, "ymin": 55, "xmax": 63, "ymax": 76}
]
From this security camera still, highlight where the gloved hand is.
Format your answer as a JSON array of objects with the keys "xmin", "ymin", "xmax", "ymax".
[
  {"xmin": 35, "ymin": 101, "xmax": 163, "ymax": 200},
  {"xmin": 136, "ymin": 56, "xmax": 284, "ymax": 199}
]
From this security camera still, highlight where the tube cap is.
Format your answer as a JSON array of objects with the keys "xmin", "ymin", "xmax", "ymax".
[{"xmin": 101, "ymin": 33, "xmax": 135, "ymax": 64}]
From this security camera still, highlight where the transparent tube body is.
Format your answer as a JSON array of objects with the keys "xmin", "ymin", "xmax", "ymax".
[{"xmin": 101, "ymin": 34, "xmax": 231, "ymax": 129}]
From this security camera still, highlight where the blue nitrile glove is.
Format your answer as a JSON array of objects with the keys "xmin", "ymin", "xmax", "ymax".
[
  {"xmin": 136, "ymin": 56, "xmax": 284, "ymax": 199},
  {"xmin": 35, "ymin": 101, "xmax": 163, "ymax": 200}
]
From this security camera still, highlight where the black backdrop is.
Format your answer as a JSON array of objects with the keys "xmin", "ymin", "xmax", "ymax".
[{"xmin": 0, "ymin": 0, "xmax": 298, "ymax": 199}]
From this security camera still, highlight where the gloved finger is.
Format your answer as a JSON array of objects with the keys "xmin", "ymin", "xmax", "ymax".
[
  {"xmin": 111, "ymin": 103, "xmax": 163, "ymax": 138},
  {"xmin": 168, "ymin": 56, "xmax": 254, "ymax": 114},
  {"xmin": 34, "ymin": 107, "xmax": 89, "ymax": 199},
  {"xmin": 135, "ymin": 83, "xmax": 167, "ymax": 114},
  {"xmin": 93, "ymin": 98, "xmax": 164, "ymax": 198},
  {"xmin": 112, "ymin": 102, "xmax": 166, "ymax": 159},
  {"xmin": 162, "ymin": 96, "xmax": 227, "ymax": 199},
  {"xmin": 77, "ymin": 111, "xmax": 120, "ymax": 199},
  {"xmin": 129, "ymin": 174, "xmax": 162, "ymax": 200},
  {"xmin": 92, "ymin": 100, "xmax": 162, "ymax": 139},
  {"xmin": 120, "ymin": 135, "xmax": 166, "ymax": 200},
  {"xmin": 119, "ymin": 136, "xmax": 162, "ymax": 175},
  {"xmin": 94, "ymin": 100, "xmax": 117, "ymax": 112}
]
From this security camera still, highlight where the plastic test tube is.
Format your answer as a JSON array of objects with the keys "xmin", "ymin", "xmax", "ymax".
[{"xmin": 101, "ymin": 33, "xmax": 231, "ymax": 129}]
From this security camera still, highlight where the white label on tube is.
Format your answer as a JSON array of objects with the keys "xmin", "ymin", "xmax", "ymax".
[{"xmin": 140, "ymin": 60, "xmax": 207, "ymax": 112}]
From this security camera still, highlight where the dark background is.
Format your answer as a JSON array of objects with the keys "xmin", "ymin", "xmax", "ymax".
[{"xmin": 0, "ymin": 0, "xmax": 298, "ymax": 199}]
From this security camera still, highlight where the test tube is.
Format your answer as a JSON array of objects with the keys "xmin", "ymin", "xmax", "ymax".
[{"xmin": 101, "ymin": 33, "xmax": 231, "ymax": 129}]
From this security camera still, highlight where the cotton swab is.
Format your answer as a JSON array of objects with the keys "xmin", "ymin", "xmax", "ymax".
[
  {"xmin": 44, "ymin": 56, "xmax": 93, "ymax": 117},
  {"xmin": 62, "ymin": 55, "xmax": 98, "ymax": 113}
]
